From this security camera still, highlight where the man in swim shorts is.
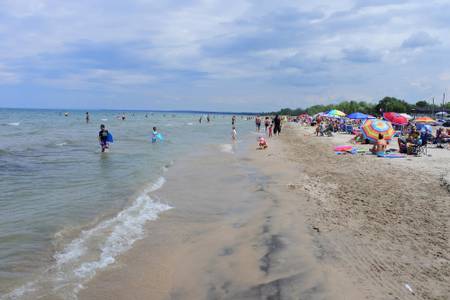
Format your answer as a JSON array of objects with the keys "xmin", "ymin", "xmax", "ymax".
[{"xmin": 98, "ymin": 124, "xmax": 109, "ymax": 152}]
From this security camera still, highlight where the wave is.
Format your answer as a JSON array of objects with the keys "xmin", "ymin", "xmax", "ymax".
[
  {"xmin": 219, "ymin": 144, "xmax": 234, "ymax": 154},
  {"xmin": 5, "ymin": 122, "xmax": 20, "ymax": 126},
  {"xmin": 3, "ymin": 177, "xmax": 172, "ymax": 300}
]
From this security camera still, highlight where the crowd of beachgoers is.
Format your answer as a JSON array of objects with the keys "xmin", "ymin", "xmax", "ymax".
[{"xmin": 286, "ymin": 110, "xmax": 450, "ymax": 157}]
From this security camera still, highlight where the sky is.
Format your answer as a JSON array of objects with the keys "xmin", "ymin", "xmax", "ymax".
[{"xmin": 0, "ymin": 0, "xmax": 449, "ymax": 111}]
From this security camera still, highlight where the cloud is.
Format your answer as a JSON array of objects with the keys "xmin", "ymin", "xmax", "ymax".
[
  {"xmin": 342, "ymin": 48, "xmax": 382, "ymax": 63},
  {"xmin": 401, "ymin": 32, "xmax": 439, "ymax": 49},
  {"xmin": 0, "ymin": 0, "xmax": 450, "ymax": 110}
]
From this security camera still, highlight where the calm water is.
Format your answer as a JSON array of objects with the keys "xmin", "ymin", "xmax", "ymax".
[{"xmin": 0, "ymin": 109, "xmax": 253, "ymax": 299}]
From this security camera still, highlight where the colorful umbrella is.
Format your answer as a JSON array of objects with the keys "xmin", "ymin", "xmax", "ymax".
[
  {"xmin": 360, "ymin": 119, "xmax": 395, "ymax": 142},
  {"xmin": 383, "ymin": 112, "xmax": 408, "ymax": 126},
  {"xmin": 415, "ymin": 117, "xmax": 435, "ymax": 123},
  {"xmin": 400, "ymin": 113, "xmax": 413, "ymax": 120},
  {"xmin": 326, "ymin": 109, "xmax": 346, "ymax": 117},
  {"xmin": 416, "ymin": 123, "xmax": 432, "ymax": 133},
  {"xmin": 347, "ymin": 112, "xmax": 375, "ymax": 119}
]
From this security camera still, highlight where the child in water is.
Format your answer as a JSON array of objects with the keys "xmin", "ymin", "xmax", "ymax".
[
  {"xmin": 98, "ymin": 124, "xmax": 109, "ymax": 152},
  {"xmin": 152, "ymin": 127, "xmax": 159, "ymax": 143},
  {"xmin": 231, "ymin": 126, "xmax": 237, "ymax": 141}
]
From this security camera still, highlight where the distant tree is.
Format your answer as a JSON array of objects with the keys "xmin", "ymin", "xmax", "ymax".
[
  {"xmin": 415, "ymin": 100, "xmax": 429, "ymax": 108},
  {"xmin": 375, "ymin": 97, "xmax": 412, "ymax": 113}
]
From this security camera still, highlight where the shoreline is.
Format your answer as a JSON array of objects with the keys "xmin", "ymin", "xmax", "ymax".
[{"xmin": 79, "ymin": 125, "xmax": 449, "ymax": 300}]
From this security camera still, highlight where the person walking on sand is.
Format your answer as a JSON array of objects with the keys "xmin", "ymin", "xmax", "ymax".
[
  {"xmin": 268, "ymin": 123, "xmax": 273, "ymax": 137},
  {"xmin": 273, "ymin": 114, "xmax": 282, "ymax": 136}
]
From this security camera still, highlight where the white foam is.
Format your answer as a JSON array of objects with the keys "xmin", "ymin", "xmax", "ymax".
[
  {"xmin": 219, "ymin": 144, "xmax": 234, "ymax": 154},
  {"xmin": 56, "ymin": 142, "xmax": 67, "ymax": 147},
  {"xmin": 186, "ymin": 122, "xmax": 193, "ymax": 126},
  {"xmin": 101, "ymin": 118, "xmax": 108, "ymax": 121},
  {"xmin": 4, "ymin": 177, "xmax": 171, "ymax": 299},
  {"xmin": 7, "ymin": 122, "xmax": 20, "ymax": 126}
]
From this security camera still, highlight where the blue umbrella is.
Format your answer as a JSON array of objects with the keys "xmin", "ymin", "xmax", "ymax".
[
  {"xmin": 347, "ymin": 112, "xmax": 375, "ymax": 119},
  {"xmin": 416, "ymin": 123, "xmax": 432, "ymax": 133}
]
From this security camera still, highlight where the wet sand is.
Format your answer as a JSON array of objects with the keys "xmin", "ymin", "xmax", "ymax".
[
  {"xmin": 79, "ymin": 141, "xmax": 361, "ymax": 299},
  {"xmin": 80, "ymin": 126, "xmax": 449, "ymax": 300}
]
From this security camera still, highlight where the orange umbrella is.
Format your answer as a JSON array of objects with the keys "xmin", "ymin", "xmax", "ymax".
[{"xmin": 415, "ymin": 117, "xmax": 435, "ymax": 124}]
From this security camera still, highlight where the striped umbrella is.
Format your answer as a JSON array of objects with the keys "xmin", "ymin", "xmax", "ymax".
[
  {"xmin": 326, "ymin": 109, "xmax": 346, "ymax": 117},
  {"xmin": 415, "ymin": 117, "xmax": 435, "ymax": 124},
  {"xmin": 360, "ymin": 119, "xmax": 395, "ymax": 142}
]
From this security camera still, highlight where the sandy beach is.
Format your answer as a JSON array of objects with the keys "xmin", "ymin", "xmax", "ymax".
[{"xmin": 79, "ymin": 125, "xmax": 449, "ymax": 300}]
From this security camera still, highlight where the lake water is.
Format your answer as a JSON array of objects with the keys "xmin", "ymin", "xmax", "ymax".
[{"xmin": 0, "ymin": 109, "xmax": 254, "ymax": 299}]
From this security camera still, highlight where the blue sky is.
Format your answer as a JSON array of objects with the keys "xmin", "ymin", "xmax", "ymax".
[{"xmin": 0, "ymin": 0, "xmax": 449, "ymax": 111}]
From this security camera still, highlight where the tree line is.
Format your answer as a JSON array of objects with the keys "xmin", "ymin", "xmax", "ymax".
[{"xmin": 273, "ymin": 96, "xmax": 450, "ymax": 116}]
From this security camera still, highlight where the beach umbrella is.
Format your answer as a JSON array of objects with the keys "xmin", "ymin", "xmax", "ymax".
[
  {"xmin": 416, "ymin": 123, "xmax": 432, "ymax": 132},
  {"xmin": 415, "ymin": 117, "xmax": 435, "ymax": 124},
  {"xmin": 347, "ymin": 112, "xmax": 375, "ymax": 119},
  {"xmin": 326, "ymin": 109, "xmax": 346, "ymax": 117},
  {"xmin": 383, "ymin": 112, "xmax": 408, "ymax": 126},
  {"xmin": 360, "ymin": 119, "xmax": 395, "ymax": 142},
  {"xmin": 399, "ymin": 113, "xmax": 413, "ymax": 120}
]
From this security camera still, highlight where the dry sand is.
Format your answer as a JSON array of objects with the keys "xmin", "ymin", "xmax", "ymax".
[{"xmin": 79, "ymin": 125, "xmax": 449, "ymax": 300}]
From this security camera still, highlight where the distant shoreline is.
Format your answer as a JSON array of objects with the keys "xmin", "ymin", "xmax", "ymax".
[{"xmin": 0, "ymin": 107, "xmax": 262, "ymax": 115}]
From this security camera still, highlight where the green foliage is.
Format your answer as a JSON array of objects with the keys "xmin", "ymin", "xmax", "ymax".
[
  {"xmin": 374, "ymin": 97, "xmax": 412, "ymax": 113},
  {"xmin": 272, "ymin": 96, "xmax": 448, "ymax": 116}
]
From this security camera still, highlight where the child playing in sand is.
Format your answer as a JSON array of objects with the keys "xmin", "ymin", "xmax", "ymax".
[
  {"xmin": 268, "ymin": 124, "xmax": 273, "ymax": 137},
  {"xmin": 258, "ymin": 136, "xmax": 268, "ymax": 149}
]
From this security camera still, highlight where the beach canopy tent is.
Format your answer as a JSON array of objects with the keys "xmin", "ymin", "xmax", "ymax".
[
  {"xmin": 347, "ymin": 112, "xmax": 375, "ymax": 119},
  {"xmin": 383, "ymin": 112, "xmax": 408, "ymax": 126},
  {"xmin": 360, "ymin": 119, "xmax": 395, "ymax": 142},
  {"xmin": 326, "ymin": 109, "xmax": 346, "ymax": 117},
  {"xmin": 400, "ymin": 113, "xmax": 413, "ymax": 120},
  {"xmin": 416, "ymin": 123, "xmax": 432, "ymax": 133},
  {"xmin": 415, "ymin": 117, "xmax": 435, "ymax": 124},
  {"xmin": 436, "ymin": 111, "xmax": 448, "ymax": 117}
]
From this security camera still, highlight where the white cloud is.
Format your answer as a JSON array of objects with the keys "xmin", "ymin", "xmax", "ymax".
[{"xmin": 1, "ymin": 0, "xmax": 450, "ymax": 110}]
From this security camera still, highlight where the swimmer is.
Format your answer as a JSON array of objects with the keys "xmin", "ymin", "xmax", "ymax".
[{"xmin": 98, "ymin": 124, "xmax": 109, "ymax": 152}]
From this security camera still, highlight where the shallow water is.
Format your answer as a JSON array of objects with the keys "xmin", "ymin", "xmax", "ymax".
[{"xmin": 0, "ymin": 109, "xmax": 254, "ymax": 298}]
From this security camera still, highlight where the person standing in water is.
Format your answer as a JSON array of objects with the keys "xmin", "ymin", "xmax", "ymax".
[
  {"xmin": 232, "ymin": 115, "xmax": 236, "ymax": 125},
  {"xmin": 152, "ymin": 127, "xmax": 160, "ymax": 143},
  {"xmin": 231, "ymin": 126, "xmax": 237, "ymax": 141},
  {"xmin": 98, "ymin": 124, "xmax": 109, "ymax": 152},
  {"xmin": 207, "ymin": 115, "xmax": 210, "ymax": 123},
  {"xmin": 273, "ymin": 114, "xmax": 282, "ymax": 136},
  {"xmin": 85, "ymin": 112, "xmax": 90, "ymax": 123},
  {"xmin": 264, "ymin": 117, "xmax": 270, "ymax": 132},
  {"xmin": 199, "ymin": 116, "xmax": 202, "ymax": 124},
  {"xmin": 255, "ymin": 115, "xmax": 261, "ymax": 132}
]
